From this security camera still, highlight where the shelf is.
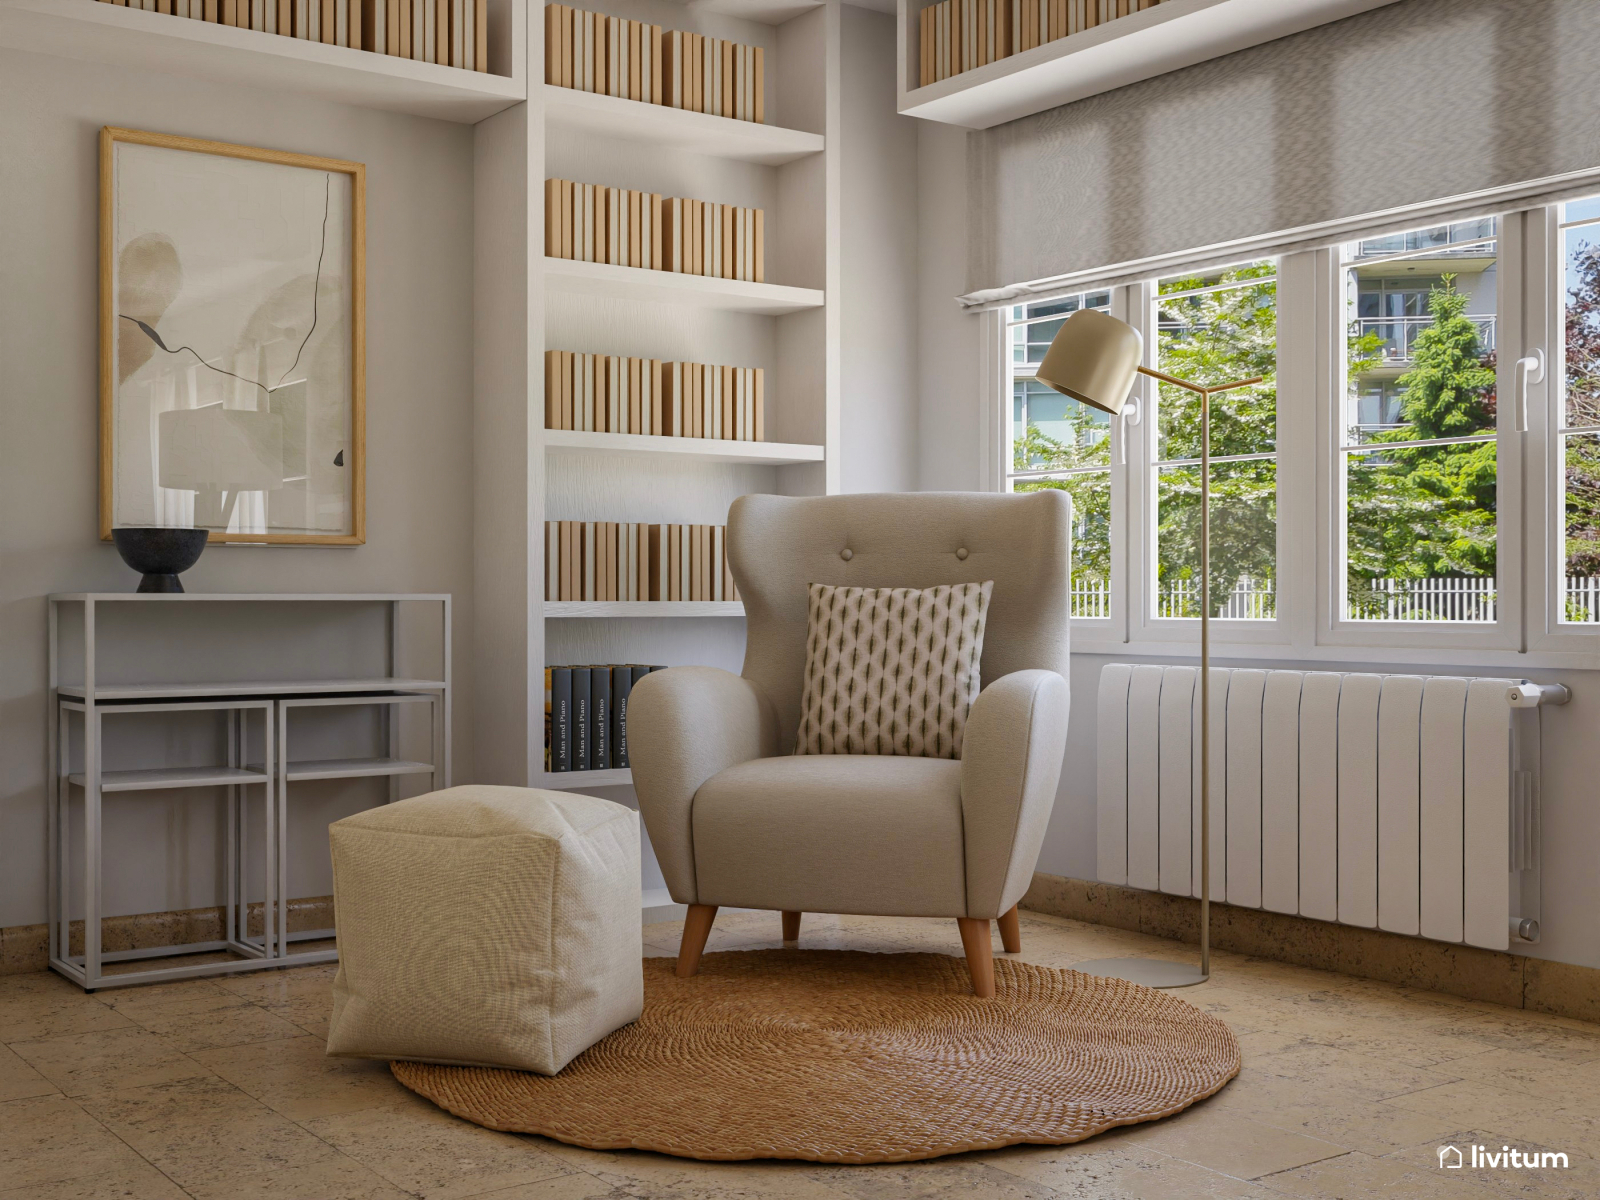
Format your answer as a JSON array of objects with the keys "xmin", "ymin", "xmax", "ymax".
[
  {"xmin": 50, "ymin": 593, "xmax": 451, "ymax": 602},
  {"xmin": 898, "ymin": 0, "xmax": 1405, "ymax": 129},
  {"xmin": 544, "ymin": 602, "xmax": 745, "ymax": 618},
  {"xmin": 66, "ymin": 766, "xmax": 268, "ymax": 793},
  {"xmin": 544, "ymin": 259, "xmax": 824, "ymax": 315},
  {"xmin": 59, "ymin": 679, "xmax": 447, "ymax": 701},
  {"xmin": 535, "ymin": 768, "xmax": 634, "ymax": 789},
  {"xmin": 543, "ymin": 429, "xmax": 825, "ymax": 466},
  {"xmin": 260, "ymin": 757, "xmax": 437, "ymax": 783},
  {"xmin": 0, "ymin": 0, "xmax": 524, "ymax": 124},
  {"xmin": 542, "ymin": 86, "xmax": 823, "ymax": 166}
]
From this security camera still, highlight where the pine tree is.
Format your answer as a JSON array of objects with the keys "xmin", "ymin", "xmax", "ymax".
[{"xmin": 1346, "ymin": 277, "xmax": 1498, "ymax": 612}]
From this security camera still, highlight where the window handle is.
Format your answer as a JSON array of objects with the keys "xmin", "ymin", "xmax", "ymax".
[
  {"xmin": 1514, "ymin": 349, "xmax": 1545, "ymax": 433},
  {"xmin": 1117, "ymin": 398, "xmax": 1142, "ymax": 465}
]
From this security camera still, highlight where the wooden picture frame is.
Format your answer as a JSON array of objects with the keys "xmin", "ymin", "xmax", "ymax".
[{"xmin": 100, "ymin": 127, "xmax": 366, "ymax": 545}]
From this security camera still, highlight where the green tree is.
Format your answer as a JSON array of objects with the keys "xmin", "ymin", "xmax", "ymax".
[
  {"xmin": 1562, "ymin": 240, "xmax": 1600, "ymax": 582},
  {"xmin": 1154, "ymin": 263, "xmax": 1279, "ymax": 616},
  {"xmin": 1346, "ymin": 277, "xmax": 1498, "ymax": 615},
  {"xmin": 1013, "ymin": 406, "xmax": 1112, "ymax": 606}
]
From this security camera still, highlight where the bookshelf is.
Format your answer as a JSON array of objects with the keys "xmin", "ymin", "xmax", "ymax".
[
  {"xmin": 894, "ymin": 0, "xmax": 1404, "ymax": 129},
  {"xmin": 479, "ymin": 0, "xmax": 840, "ymax": 899},
  {"xmin": 0, "ymin": 0, "xmax": 528, "ymax": 123}
]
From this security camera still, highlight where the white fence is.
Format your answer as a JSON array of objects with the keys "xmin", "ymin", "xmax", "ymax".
[{"xmin": 1073, "ymin": 575, "xmax": 1600, "ymax": 621}]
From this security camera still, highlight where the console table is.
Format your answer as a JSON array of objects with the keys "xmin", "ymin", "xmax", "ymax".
[{"xmin": 47, "ymin": 593, "xmax": 451, "ymax": 991}]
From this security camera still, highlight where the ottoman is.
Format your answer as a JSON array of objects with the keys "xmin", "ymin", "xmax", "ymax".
[{"xmin": 325, "ymin": 785, "xmax": 642, "ymax": 1074}]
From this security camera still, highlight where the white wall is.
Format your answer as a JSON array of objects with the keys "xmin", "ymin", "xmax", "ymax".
[
  {"xmin": 0, "ymin": 49, "xmax": 477, "ymax": 928},
  {"xmin": 839, "ymin": 4, "xmax": 920, "ymax": 493}
]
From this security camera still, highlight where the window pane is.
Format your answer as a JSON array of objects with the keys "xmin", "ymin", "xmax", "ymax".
[
  {"xmin": 1011, "ymin": 291, "xmax": 1113, "ymax": 474},
  {"xmin": 1562, "ymin": 208, "xmax": 1600, "ymax": 428},
  {"xmin": 1016, "ymin": 472, "xmax": 1111, "ymax": 618},
  {"xmin": 1155, "ymin": 262, "xmax": 1278, "ymax": 460},
  {"xmin": 1344, "ymin": 442, "xmax": 1497, "ymax": 622},
  {"xmin": 1561, "ymin": 432, "xmax": 1600, "ymax": 623},
  {"xmin": 1155, "ymin": 460, "xmax": 1277, "ymax": 619}
]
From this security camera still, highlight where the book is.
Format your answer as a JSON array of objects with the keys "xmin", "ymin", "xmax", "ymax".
[
  {"xmin": 591, "ymin": 666, "xmax": 611, "ymax": 769},
  {"xmin": 543, "ymin": 667, "xmax": 553, "ymax": 771},
  {"xmin": 612, "ymin": 666, "xmax": 633, "ymax": 767},
  {"xmin": 551, "ymin": 667, "xmax": 572, "ymax": 770},
  {"xmin": 572, "ymin": 666, "xmax": 591, "ymax": 769}
]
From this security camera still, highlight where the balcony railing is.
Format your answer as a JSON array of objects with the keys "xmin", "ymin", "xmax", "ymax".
[
  {"xmin": 1354, "ymin": 222, "xmax": 1496, "ymax": 259},
  {"xmin": 1355, "ymin": 315, "xmax": 1496, "ymax": 363}
]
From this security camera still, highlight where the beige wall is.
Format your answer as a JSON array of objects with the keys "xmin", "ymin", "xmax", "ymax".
[{"xmin": 0, "ymin": 48, "xmax": 477, "ymax": 928}]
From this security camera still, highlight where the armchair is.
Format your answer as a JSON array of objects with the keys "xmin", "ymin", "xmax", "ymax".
[{"xmin": 628, "ymin": 491, "xmax": 1072, "ymax": 997}]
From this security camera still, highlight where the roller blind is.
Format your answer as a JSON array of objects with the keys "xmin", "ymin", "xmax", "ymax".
[{"xmin": 962, "ymin": 0, "xmax": 1600, "ymax": 308}]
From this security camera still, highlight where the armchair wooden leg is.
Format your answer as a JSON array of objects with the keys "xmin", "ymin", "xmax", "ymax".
[
  {"xmin": 998, "ymin": 904, "xmax": 1022, "ymax": 954},
  {"xmin": 676, "ymin": 904, "xmax": 718, "ymax": 978},
  {"xmin": 956, "ymin": 917, "xmax": 996, "ymax": 998},
  {"xmin": 781, "ymin": 910, "xmax": 801, "ymax": 942}
]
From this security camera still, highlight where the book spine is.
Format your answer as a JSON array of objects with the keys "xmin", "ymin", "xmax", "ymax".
[
  {"xmin": 613, "ymin": 665, "xmax": 633, "ymax": 768},
  {"xmin": 591, "ymin": 666, "xmax": 611, "ymax": 770},
  {"xmin": 552, "ymin": 667, "xmax": 572, "ymax": 771},
  {"xmin": 544, "ymin": 667, "xmax": 552, "ymax": 771},
  {"xmin": 572, "ymin": 666, "xmax": 591, "ymax": 770}
]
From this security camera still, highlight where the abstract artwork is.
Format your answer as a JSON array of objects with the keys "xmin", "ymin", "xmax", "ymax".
[{"xmin": 100, "ymin": 127, "xmax": 365, "ymax": 544}]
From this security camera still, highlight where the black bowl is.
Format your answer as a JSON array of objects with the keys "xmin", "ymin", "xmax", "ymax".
[{"xmin": 111, "ymin": 527, "xmax": 210, "ymax": 593}]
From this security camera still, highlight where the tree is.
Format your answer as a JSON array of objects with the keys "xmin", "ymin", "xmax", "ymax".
[
  {"xmin": 1346, "ymin": 277, "xmax": 1498, "ymax": 615},
  {"xmin": 1562, "ymin": 239, "xmax": 1600, "ymax": 581},
  {"xmin": 1153, "ymin": 263, "xmax": 1279, "ymax": 616},
  {"xmin": 1013, "ymin": 403, "xmax": 1112, "ymax": 599}
]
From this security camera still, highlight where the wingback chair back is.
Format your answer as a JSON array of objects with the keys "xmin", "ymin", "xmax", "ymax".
[{"xmin": 728, "ymin": 491, "xmax": 1073, "ymax": 750}]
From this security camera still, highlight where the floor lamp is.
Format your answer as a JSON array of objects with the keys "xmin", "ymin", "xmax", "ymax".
[{"xmin": 1030, "ymin": 307, "xmax": 1260, "ymax": 989}]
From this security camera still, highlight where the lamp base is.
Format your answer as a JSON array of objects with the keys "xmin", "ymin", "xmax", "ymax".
[{"xmin": 1070, "ymin": 957, "xmax": 1208, "ymax": 989}]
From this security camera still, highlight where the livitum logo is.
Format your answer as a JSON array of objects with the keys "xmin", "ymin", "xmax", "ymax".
[{"xmin": 1438, "ymin": 1144, "xmax": 1570, "ymax": 1169}]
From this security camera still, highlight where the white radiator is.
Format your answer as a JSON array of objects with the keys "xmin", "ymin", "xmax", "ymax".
[{"xmin": 1095, "ymin": 665, "xmax": 1547, "ymax": 952}]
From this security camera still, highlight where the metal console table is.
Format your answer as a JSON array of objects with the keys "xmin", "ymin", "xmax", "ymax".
[{"xmin": 48, "ymin": 593, "xmax": 451, "ymax": 991}]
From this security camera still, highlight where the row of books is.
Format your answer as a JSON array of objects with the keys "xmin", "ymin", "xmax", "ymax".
[
  {"xmin": 544, "ymin": 180, "xmax": 765, "ymax": 282},
  {"xmin": 918, "ymin": 0, "xmax": 1165, "ymax": 86},
  {"xmin": 99, "ymin": 0, "xmax": 490, "ymax": 71},
  {"xmin": 545, "ymin": 664, "xmax": 663, "ymax": 773},
  {"xmin": 544, "ymin": 4, "xmax": 766, "ymax": 123},
  {"xmin": 544, "ymin": 522, "xmax": 740, "ymax": 603},
  {"xmin": 544, "ymin": 352, "xmax": 766, "ymax": 441}
]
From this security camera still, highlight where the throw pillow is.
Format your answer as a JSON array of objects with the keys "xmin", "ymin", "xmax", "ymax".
[{"xmin": 794, "ymin": 580, "xmax": 993, "ymax": 759}]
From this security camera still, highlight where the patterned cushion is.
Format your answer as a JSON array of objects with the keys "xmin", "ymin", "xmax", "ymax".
[{"xmin": 794, "ymin": 581, "xmax": 993, "ymax": 759}]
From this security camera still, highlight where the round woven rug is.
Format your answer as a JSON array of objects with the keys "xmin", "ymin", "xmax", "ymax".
[{"xmin": 392, "ymin": 950, "xmax": 1240, "ymax": 1164}]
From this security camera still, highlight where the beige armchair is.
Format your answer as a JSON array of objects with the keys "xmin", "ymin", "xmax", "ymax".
[{"xmin": 628, "ymin": 491, "xmax": 1072, "ymax": 996}]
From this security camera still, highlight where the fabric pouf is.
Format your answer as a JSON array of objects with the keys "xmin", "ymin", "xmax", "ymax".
[{"xmin": 325, "ymin": 785, "xmax": 642, "ymax": 1075}]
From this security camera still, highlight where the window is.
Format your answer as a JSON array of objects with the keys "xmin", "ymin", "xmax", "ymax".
[
  {"xmin": 1006, "ymin": 291, "xmax": 1114, "ymax": 618},
  {"xmin": 1152, "ymin": 262, "xmax": 1279, "ymax": 621},
  {"xmin": 1558, "ymin": 196, "xmax": 1600, "ymax": 623},
  {"xmin": 985, "ymin": 187, "xmax": 1600, "ymax": 663},
  {"xmin": 1340, "ymin": 220, "xmax": 1500, "ymax": 623}
]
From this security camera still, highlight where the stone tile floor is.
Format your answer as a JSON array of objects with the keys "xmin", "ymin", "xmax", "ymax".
[{"xmin": 2, "ymin": 909, "xmax": 1598, "ymax": 1199}]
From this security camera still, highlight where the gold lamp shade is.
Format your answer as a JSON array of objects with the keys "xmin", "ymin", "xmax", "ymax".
[{"xmin": 1034, "ymin": 307, "xmax": 1144, "ymax": 416}]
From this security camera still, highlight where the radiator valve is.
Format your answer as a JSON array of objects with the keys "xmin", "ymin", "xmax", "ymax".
[{"xmin": 1506, "ymin": 682, "xmax": 1570, "ymax": 708}]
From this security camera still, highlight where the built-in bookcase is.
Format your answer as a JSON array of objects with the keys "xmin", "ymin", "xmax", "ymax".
[{"xmin": 529, "ymin": 1, "xmax": 838, "ymax": 802}]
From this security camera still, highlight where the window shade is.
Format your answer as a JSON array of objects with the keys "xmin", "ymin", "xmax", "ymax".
[{"xmin": 962, "ymin": 0, "xmax": 1600, "ymax": 310}]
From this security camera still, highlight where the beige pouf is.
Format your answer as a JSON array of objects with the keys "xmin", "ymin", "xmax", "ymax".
[{"xmin": 326, "ymin": 785, "xmax": 643, "ymax": 1075}]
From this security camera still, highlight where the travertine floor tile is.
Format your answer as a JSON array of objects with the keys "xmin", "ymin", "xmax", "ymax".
[
  {"xmin": 981, "ymin": 1141, "xmax": 1281, "ymax": 1198},
  {"xmin": 1107, "ymin": 1106, "xmax": 1349, "ymax": 1180},
  {"xmin": 0, "ymin": 1159, "xmax": 190, "ymax": 1200},
  {"xmin": 117, "ymin": 993, "xmax": 306, "ymax": 1054},
  {"xmin": 1381, "ymin": 1131, "xmax": 1600, "ymax": 1200},
  {"xmin": 0, "ymin": 987, "xmax": 136, "ymax": 1045},
  {"xmin": 9, "ymin": 1028, "xmax": 211, "ymax": 1097},
  {"xmin": 0, "ymin": 1093, "xmax": 152, "ymax": 1190},
  {"xmin": 1254, "ymin": 1149, "xmax": 1500, "ymax": 1199},
  {"xmin": 304, "ymin": 1096, "xmax": 579, "ymax": 1200},
  {"xmin": 190, "ymin": 1034, "xmax": 409, "ymax": 1121},
  {"xmin": 0, "ymin": 1043, "xmax": 58, "ymax": 1103}
]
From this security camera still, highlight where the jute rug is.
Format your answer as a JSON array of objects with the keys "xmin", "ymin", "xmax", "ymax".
[{"xmin": 392, "ymin": 950, "xmax": 1240, "ymax": 1164}]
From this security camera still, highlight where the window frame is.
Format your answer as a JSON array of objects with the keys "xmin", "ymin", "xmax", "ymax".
[{"xmin": 987, "ymin": 201, "xmax": 1600, "ymax": 670}]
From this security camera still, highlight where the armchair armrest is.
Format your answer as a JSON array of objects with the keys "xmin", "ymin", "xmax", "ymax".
[
  {"xmin": 628, "ymin": 667, "xmax": 779, "ymax": 904},
  {"xmin": 959, "ymin": 669, "xmax": 1070, "ymax": 919}
]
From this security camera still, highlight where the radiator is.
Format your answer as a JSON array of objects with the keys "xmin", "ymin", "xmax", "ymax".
[{"xmin": 1095, "ymin": 665, "xmax": 1549, "ymax": 951}]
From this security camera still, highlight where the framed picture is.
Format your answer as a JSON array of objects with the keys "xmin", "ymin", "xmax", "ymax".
[{"xmin": 100, "ymin": 127, "xmax": 365, "ymax": 545}]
